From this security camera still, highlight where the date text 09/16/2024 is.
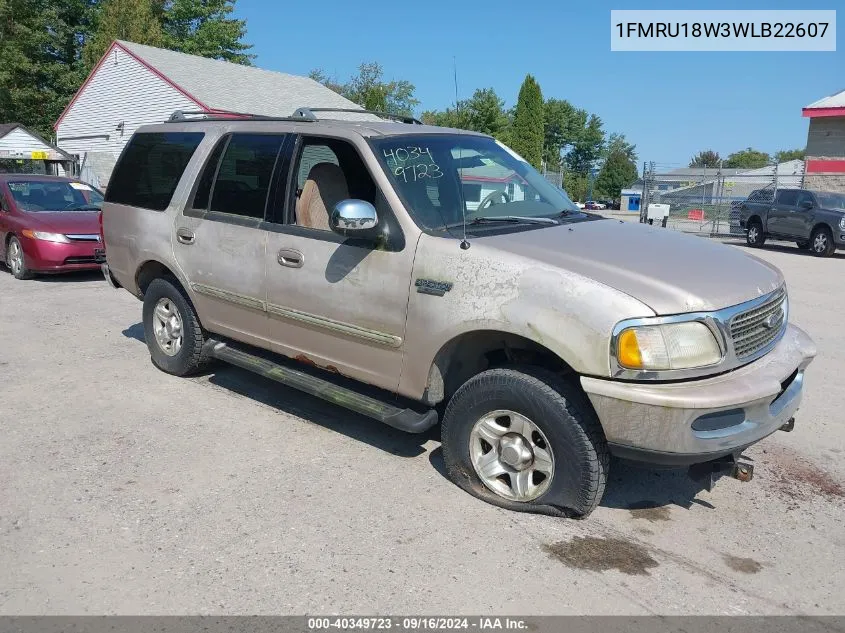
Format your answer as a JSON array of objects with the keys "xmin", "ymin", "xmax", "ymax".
[{"xmin": 307, "ymin": 617, "xmax": 529, "ymax": 631}]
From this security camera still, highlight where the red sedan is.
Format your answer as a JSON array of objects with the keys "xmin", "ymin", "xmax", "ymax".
[{"xmin": 0, "ymin": 174, "xmax": 105, "ymax": 279}]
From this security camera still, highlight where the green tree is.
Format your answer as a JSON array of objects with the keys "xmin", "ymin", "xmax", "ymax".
[
  {"xmin": 565, "ymin": 113, "xmax": 604, "ymax": 174},
  {"xmin": 603, "ymin": 132, "xmax": 637, "ymax": 163},
  {"xmin": 563, "ymin": 172, "xmax": 588, "ymax": 203},
  {"xmin": 311, "ymin": 62, "xmax": 419, "ymax": 116},
  {"xmin": 724, "ymin": 147, "xmax": 770, "ymax": 169},
  {"xmin": 159, "ymin": 0, "xmax": 253, "ymax": 64},
  {"xmin": 689, "ymin": 150, "xmax": 721, "ymax": 168},
  {"xmin": 775, "ymin": 148, "xmax": 805, "ymax": 163},
  {"xmin": 595, "ymin": 150, "xmax": 638, "ymax": 200},
  {"xmin": 83, "ymin": 0, "xmax": 162, "ymax": 67},
  {"xmin": 0, "ymin": 0, "xmax": 97, "ymax": 138},
  {"xmin": 510, "ymin": 74, "xmax": 544, "ymax": 170},
  {"xmin": 421, "ymin": 88, "xmax": 509, "ymax": 140}
]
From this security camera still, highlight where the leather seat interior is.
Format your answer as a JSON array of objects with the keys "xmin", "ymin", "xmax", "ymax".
[{"xmin": 296, "ymin": 162, "xmax": 350, "ymax": 230}]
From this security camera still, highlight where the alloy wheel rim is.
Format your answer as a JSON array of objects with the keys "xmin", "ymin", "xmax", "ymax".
[
  {"xmin": 152, "ymin": 298, "xmax": 184, "ymax": 356},
  {"xmin": 814, "ymin": 233, "xmax": 827, "ymax": 252},
  {"xmin": 469, "ymin": 409, "xmax": 554, "ymax": 502},
  {"xmin": 748, "ymin": 227, "xmax": 758, "ymax": 242},
  {"xmin": 9, "ymin": 241, "xmax": 22, "ymax": 275}
]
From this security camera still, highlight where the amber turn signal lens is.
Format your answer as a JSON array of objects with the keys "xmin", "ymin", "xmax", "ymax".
[{"xmin": 617, "ymin": 329, "xmax": 643, "ymax": 369}]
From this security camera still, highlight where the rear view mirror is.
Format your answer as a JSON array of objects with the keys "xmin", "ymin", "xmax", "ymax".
[
  {"xmin": 800, "ymin": 200, "xmax": 814, "ymax": 210},
  {"xmin": 330, "ymin": 199, "xmax": 379, "ymax": 238}
]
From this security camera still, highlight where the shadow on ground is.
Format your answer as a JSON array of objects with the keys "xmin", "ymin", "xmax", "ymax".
[
  {"xmin": 204, "ymin": 362, "xmax": 437, "ymax": 458},
  {"xmin": 726, "ymin": 239, "xmax": 845, "ymax": 260},
  {"xmin": 121, "ymin": 322, "xmax": 717, "ymax": 510},
  {"xmin": 122, "ymin": 322, "xmax": 145, "ymax": 343}
]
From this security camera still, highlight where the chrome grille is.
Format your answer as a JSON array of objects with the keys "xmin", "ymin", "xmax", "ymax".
[{"xmin": 730, "ymin": 289, "xmax": 787, "ymax": 360}]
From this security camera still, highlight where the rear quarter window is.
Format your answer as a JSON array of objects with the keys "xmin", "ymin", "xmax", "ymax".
[{"xmin": 106, "ymin": 132, "xmax": 204, "ymax": 210}]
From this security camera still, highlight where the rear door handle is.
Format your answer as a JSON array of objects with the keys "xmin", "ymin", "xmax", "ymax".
[
  {"xmin": 277, "ymin": 248, "xmax": 304, "ymax": 268},
  {"xmin": 176, "ymin": 228, "xmax": 195, "ymax": 245}
]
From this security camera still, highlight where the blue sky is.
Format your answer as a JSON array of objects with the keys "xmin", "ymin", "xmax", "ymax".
[{"xmin": 234, "ymin": 0, "xmax": 843, "ymax": 167}]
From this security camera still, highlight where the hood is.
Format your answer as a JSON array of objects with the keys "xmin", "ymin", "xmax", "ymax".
[
  {"xmin": 480, "ymin": 219, "xmax": 783, "ymax": 315},
  {"xmin": 22, "ymin": 211, "xmax": 100, "ymax": 235}
]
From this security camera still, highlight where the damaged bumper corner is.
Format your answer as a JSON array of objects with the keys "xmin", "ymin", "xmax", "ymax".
[{"xmin": 580, "ymin": 324, "xmax": 817, "ymax": 466}]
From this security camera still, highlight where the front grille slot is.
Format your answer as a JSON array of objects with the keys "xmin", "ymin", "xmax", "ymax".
[
  {"xmin": 730, "ymin": 289, "xmax": 786, "ymax": 359},
  {"xmin": 64, "ymin": 256, "xmax": 97, "ymax": 264}
]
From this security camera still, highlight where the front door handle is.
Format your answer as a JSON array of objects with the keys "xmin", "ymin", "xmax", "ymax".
[
  {"xmin": 176, "ymin": 228, "xmax": 195, "ymax": 245},
  {"xmin": 277, "ymin": 248, "xmax": 304, "ymax": 268}
]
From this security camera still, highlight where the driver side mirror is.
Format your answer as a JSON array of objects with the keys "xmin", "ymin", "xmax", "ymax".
[
  {"xmin": 800, "ymin": 199, "xmax": 814, "ymax": 210},
  {"xmin": 330, "ymin": 199, "xmax": 380, "ymax": 238}
]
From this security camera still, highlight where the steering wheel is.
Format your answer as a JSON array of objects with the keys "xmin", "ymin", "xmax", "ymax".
[{"xmin": 478, "ymin": 189, "xmax": 511, "ymax": 210}]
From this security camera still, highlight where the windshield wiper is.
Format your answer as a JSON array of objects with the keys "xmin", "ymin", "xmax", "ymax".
[{"xmin": 469, "ymin": 215, "xmax": 558, "ymax": 226}]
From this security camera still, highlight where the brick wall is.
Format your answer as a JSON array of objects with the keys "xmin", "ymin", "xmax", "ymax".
[{"xmin": 804, "ymin": 117, "xmax": 845, "ymax": 193}]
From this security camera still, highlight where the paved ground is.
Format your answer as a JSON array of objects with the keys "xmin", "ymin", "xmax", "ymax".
[{"xmin": 1, "ymin": 239, "xmax": 843, "ymax": 615}]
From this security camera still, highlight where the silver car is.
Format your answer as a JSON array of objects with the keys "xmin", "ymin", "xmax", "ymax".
[{"xmin": 101, "ymin": 108, "xmax": 816, "ymax": 518}]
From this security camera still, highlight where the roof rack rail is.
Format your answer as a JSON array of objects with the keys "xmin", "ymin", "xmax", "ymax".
[
  {"xmin": 292, "ymin": 107, "xmax": 422, "ymax": 125},
  {"xmin": 166, "ymin": 110, "xmax": 316, "ymax": 123}
]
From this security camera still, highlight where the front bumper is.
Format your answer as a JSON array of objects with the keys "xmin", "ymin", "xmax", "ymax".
[
  {"xmin": 581, "ymin": 323, "xmax": 816, "ymax": 465},
  {"xmin": 20, "ymin": 236, "xmax": 101, "ymax": 272}
]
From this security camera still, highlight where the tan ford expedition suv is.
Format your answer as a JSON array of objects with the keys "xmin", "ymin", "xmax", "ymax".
[{"xmin": 101, "ymin": 108, "xmax": 816, "ymax": 518}]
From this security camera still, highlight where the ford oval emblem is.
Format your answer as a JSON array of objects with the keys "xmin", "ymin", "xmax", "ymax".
[{"xmin": 762, "ymin": 312, "xmax": 780, "ymax": 330}]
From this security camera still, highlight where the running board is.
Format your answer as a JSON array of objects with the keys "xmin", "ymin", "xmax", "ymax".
[{"xmin": 206, "ymin": 340, "xmax": 438, "ymax": 434}]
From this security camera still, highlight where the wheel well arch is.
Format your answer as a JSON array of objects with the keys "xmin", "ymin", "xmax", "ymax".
[
  {"xmin": 810, "ymin": 222, "xmax": 833, "ymax": 237},
  {"xmin": 747, "ymin": 214, "xmax": 762, "ymax": 227},
  {"xmin": 422, "ymin": 330, "xmax": 576, "ymax": 405},
  {"xmin": 136, "ymin": 259, "xmax": 180, "ymax": 297}
]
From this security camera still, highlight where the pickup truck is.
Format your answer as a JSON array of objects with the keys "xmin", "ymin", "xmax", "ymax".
[{"xmin": 739, "ymin": 188, "xmax": 845, "ymax": 257}]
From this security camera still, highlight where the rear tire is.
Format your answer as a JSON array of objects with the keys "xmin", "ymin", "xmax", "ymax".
[
  {"xmin": 142, "ymin": 277, "xmax": 210, "ymax": 376},
  {"xmin": 441, "ymin": 367, "xmax": 609, "ymax": 518},
  {"xmin": 810, "ymin": 227, "xmax": 835, "ymax": 257},
  {"xmin": 746, "ymin": 221, "xmax": 766, "ymax": 247},
  {"xmin": 6, "ymin": 237, "xmax": 33, "ymax": 280}
]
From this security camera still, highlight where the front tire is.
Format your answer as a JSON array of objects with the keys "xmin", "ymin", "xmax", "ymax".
[
  {"xmin": 6, "ymin": 237, "xmax": 32, "ymax": 279},
  {"xmin": 746, "ymin": 221, "xmax": 766, "ymax": 247},
  {"xmin": 142, "ymin": 277, "xmax": 210, "ymax": 376},
  {"xmin": 810, "ymin": 227, "xmax": 835, "ymax": 257},
  {"xmin": 441, "ymin": 367, "xmax": 609, "ymax": 518}
]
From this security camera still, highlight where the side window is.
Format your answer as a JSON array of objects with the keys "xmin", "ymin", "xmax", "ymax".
[
  {"xmin": 209, "ymin": 134, "xmax": 284, "ymax": 220},
  {"xmin": 292, "ymin": 138, "xmax": 376, "ymax": 231},
  {"xmin": 106, "ymin": 132, "xmax": 204, "ymax": 210},
  {"xmin": 776, "ymin": 190, "xmax": 798, "ymax": 206},
  {"xmin": 796, "ymin": 191, "xmax": 814, "ymax": 209},
  {"xmin": 191, "ymin": 137, "xmax": 228, "ymax": 211}
]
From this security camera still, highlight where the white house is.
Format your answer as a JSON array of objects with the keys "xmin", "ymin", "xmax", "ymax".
[
  {"xmin": 55, "ymin": 40, "xmax": 368, "ymax": 186},
  {"xmin": 0, "ymin": 123, "xmax": 74, "ymax": 175}
]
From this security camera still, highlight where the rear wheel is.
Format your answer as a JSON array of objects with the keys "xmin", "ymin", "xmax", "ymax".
[
  {"xmin": 746, "ymin": 221, "xmax": 766, "ymax": 247},
  {"xmin": 6, "ymin": 237, "xmax": 32, "ymax": 279},
  {"xmin": 441, "ymin": 367, "xmax": 609, "ymax": 518},
  {"xmin": 810, "ymin": 227, "xmax": 835, "ymax": 257},
  {"xmin": 142, "ymin": 277, "xmax": 210, "ymax": 375}
]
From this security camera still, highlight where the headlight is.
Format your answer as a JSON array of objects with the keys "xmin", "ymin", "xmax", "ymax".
[
  {"xmin": 616, "ymin": 322, "xmax": 722, "ymax": 370},
  {"xmin": 839, "ymin": 217, "xmax": 845, "ymax": 230},
  {"xmin": 22, "ymin": 229, "xmax": 70, "ymax": 243}
]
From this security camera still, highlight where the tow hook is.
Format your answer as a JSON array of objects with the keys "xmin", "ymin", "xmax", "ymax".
[
  {"xmin": 689, "ymin": 454, "xmax": 754, "ymax": 491},
  {"xmin": 779, "ymin": 417, "xmax": 795, "ymax": 433}
]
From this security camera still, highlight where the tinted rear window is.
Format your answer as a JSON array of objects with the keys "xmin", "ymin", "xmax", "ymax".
[{"xmin": 106, "ymin": 132, "xmax": 204, "ymax": 210}]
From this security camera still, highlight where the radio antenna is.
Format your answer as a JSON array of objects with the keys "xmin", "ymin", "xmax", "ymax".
[{"xmin": 454, "ymin": 56, "xmax": 470, "ymax": 250}]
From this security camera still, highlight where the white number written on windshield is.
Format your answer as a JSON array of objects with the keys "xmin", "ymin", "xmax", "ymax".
[{"xmin": 383, "ymin": 147, "xmax": 444, "ymax": 182}]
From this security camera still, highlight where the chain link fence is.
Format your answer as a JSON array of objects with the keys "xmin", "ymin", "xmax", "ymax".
[{"xmin": 639, "ymin": 162, "xmax": 809, "ymax": 237}]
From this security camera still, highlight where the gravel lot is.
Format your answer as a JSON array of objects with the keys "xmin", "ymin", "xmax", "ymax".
[{"xmin": 1, "ymin": 239, "xmax": 843, "ymax": 615}]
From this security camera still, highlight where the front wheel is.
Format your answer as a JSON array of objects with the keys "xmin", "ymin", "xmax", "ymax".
[
  {"xmin": 6, "ymin": 237, "xmax": 32, "ymax": 279},
  {"xmin": 746, "ymin": 222, "xmax": 766, "ymax": 247},
  {"xmin": 441, "ymin": 367, "xmax": 609, "ymax": 518},
  {"xmin": 810, "ymin": 227, "xmax": 835, "ymax": 257}
]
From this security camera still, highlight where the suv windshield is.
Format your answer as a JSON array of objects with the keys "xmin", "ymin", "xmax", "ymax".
[
  {"xmin": 815, "ymin": 192, "xmax": 845, "ymax": 211},
  {"xmin": 371, "ymin": 135, "xmax": 580, "ymax": 232},
  {"xmin": 7, "ymin": 180, "xmax": 104, "ymax": 212}
]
